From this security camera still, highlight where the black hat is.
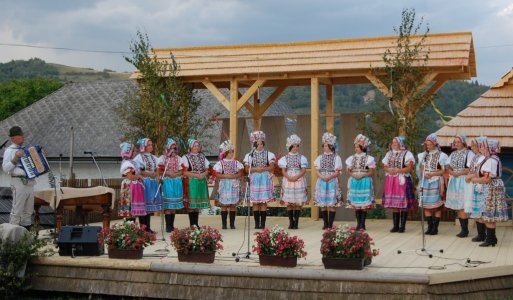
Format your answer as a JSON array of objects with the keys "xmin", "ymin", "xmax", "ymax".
[{"xmin": 8, "ymin": 126, "xmax": 23, "ymax": 137}]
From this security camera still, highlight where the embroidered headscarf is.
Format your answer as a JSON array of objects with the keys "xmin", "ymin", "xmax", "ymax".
[
  {"xmin": 286, "ymin": 134, "xmax": 301, "ymax": 149},
  {"xmin": 250, "ymin": 131, "xmax": 266, "ymax": 143},
  {"xmin": 354, "ymin": 134, "xmax": 370, "ymax": 149},
  {"xmin": 391, "ymin": 136, "xmax": 406, "ymax": 150},
  {"xmin": 137, "ymin": 138, "xmax": 151, "ymax": 153},
  {"xmin": 452, "ymin": 134, "xmax": 467, "ymax": 148},
  {"xmin": 487, "ymin": 139, "xmax": 500, "ymax": 155},
  {"xmin": 219, "ymin": 140, "xmax": 235, "ymax": 159},
  {"xmin": 163, "ymin": 138, "xmax": 177, "ymax": 157},
  {"xmin": 188, "ymin": 138, "xmax": 201, "ymax": 152},
  {"xmin": 424, "ymin": 133, "xmax": 440, "ymax": 150},
  {"xmin": 120, "ymin": 142, "xmax": 135, "ymax": 160}
]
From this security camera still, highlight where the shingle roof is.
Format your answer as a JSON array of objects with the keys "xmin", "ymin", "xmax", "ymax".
[
  {"xmin": 436, "ymin": 68, "xmax": 513, "ymax": 148},
  {"xmin": 0, "ymin": 80, "xmax": 293, "ymax": 158}
]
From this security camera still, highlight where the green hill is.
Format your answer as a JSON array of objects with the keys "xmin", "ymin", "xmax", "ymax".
[{"xmin": 48, "ymin": 63, "xmax": 131, "ymax": 82}]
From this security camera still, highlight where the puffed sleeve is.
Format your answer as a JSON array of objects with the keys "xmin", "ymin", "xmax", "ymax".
[
  {"xmin": 314, "ymin": 155, "xmax": 321, "ymax": 169},
  {"xmin": 278, "ymin": 156, "xmax": 287, "ymax": 168},
  {"xmin": 181, "ymin": 156, "xmax": 190, "ymax": 170},
  {"xmin": 213, "ymin": 161, "xmax": 223, "ymax": 173},
  {"xmin": 267, "ymin": 151, "xmax": 276, "ymax": 163},
  {"xmin": 300, "ymin": 155, "xmax": 308, "ymax": 168},
  {"xmin": 466, "ymin": 151, "xmax": 475, "ymax": 168},
  {"xmin": 382, "ymin": 151, "xmax": 391, "ymax": 166},
  {"xmin": 366, "ymin": 155, "xmax": 376, "ymax": 168},
  {"xmin": 335, "ymin": 155, "xmax": 343, "ymax": 170},
  {"xmin": 133, "ymin": 154, "xmax": 143, "ymax": 169},
  {"xmin": 481, "ymin": 159, "xmax": 498, "ymax": 177},
  {"xmin": 439, "ymin": 152, "xmax": 449, "ymax": 167},
  {"xmin": 204, "ymin": 157, "xmax": 210, "ymax": 169},
  {"xmin": 405, "ymin": 151, "xmax": 415, "ymax": 165},
  {"xmin": 243, "ymin": 153, "xmax": 251, "ymax": 165},
  {"xmin": 345, "ymin": 156, "xmax": 354, "ymax": 169},
  {"xmin": 120, "ymin": 160, "xmax": 135, "ymax": 176},
  {"xmin": 157, "ymin": 155, "xmax": 164, "ymax": 167},
  {"xmin": 236, "ymin": 160, "xmax": 244, "ymax": 170}
]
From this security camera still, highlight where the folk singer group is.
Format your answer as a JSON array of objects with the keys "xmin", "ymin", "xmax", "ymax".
[{"xmin": 3, "ymin": 125, "xmax": 509, "ymax": 248}]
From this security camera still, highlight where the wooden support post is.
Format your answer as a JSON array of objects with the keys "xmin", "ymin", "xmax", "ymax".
[
  {"xmin": 326, "ymin": 84, "xmax": 334, "ymax": 133},
  {"xmin": 310, "ymin": 78, "xmax": 320, "ymax": 220},
  {"xmin": 230, "ymin": 79, "xmax": 239, "ymax": 157}
]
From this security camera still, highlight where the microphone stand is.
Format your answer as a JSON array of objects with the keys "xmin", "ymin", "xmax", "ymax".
[
  {"xmin": 85, "ymin": 152, "xmax": 107, "ymax": 187},
  {"xmin": 233, "ymin": 149, "xmax": 255, "ymax": 262},
  {"xmin": 151, "ymin": 154, "xmax": 171, "ymax": 255},
  {"xmin": 397, "ymin": 152, "xmax": 443, "ymax": 257}
]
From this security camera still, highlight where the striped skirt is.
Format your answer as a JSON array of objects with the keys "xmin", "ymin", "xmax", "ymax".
[
  {"xmin": 118, "ymin": 179, "xmax": 146, "ymax": 217},
  {"xmin": 347, "ymin": 176, "xmax": 374, "ymax": 209},
  {"xmin": 315, "ymin": 177, "xmax": 338, "ymax": 207},
  {"xmin": 482, "ymin": 179, "xmax": 509, "ymax": 223},
  {"xmin": 281, "ymin": 169, "xmax": 307, "ymax": 204},
  {"xmin": 143, "ymin": 177, "xmax": 162, "ymax": 212},
  {"xmin": 470, "ymin": 183, "xmax": 486, "ymax": 219},
  {"xmin": 162, "ymin": 177, "xmax": 184, "ymax": 210},
  {"xmin": 463, "ymin": 181, "xmax": 474, "ymax": 214},
  {"xmin": 249, "ymin": 172, "xmax": 274, "ymax": 203},
  {"xmin": 445, "ymin": 175, "xmax": 467, "ymax": 210},
  {"xmin": 419, "ymin": 177, "xmax": 444, "ymax": 209},
  {"xmin": 218, "ymin": 178, "xmax": 241, "ymax": 205},
  {"xmin": 382, "ymin": 175, "xmax": 415, "ymax": 209},
  {"xmin": 188, "ymin": 177, "xmax": 209, "ymax": 209}
]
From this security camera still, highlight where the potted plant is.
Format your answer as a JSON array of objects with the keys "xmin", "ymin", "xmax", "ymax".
[
  {"xmin": 170, "ymin": 225, "xmax": 223, "ymax": 263},
  {"xmin": 320, "ymin": 224, "xmax": 379, "ymax": 270},
  {"xmin": 253, "ymin": 225, "xmax": 307, "ymax": 267},
  {"xmin": 97, "ymin": 219, "xmax": 157, "ymax": 259}
]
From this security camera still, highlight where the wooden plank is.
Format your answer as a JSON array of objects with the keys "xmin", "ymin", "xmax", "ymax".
[
  {"xmin": 366, "ymin": 74, "xmax": 392, "ymax": 98},
  {"xmin": 258, "ymin": 85, "xmax": 287, "ymax": 115},
  {"xmin": 202, "ymin": 80, "xmax": 230, "ymax": 110},
  {"xmin": 326, "ymin": 84, "xmax": 334, "ymax": 133},
  {"xmin": 230, "ymin": 79, "xmax": 238, "ymax": 156},
  {"xmin": 236, "ymin": 79, "xmax": 266, "ymax": 111},
  {"xmin": 310, "ymin": 78, "xmax": 320, "ymax": 220}
]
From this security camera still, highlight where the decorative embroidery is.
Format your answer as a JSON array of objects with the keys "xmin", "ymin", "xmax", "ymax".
[
  {"xmin": 221, "ymin": 160, "xmax": 238, "ymax": 174},
  {"xmin": 186, "ymin": 153, "xmax": 207, "ymax": 173},
  {"xmin": 424, "ymin": 151, "xmax": 441, "ymax": 172},
  {"xmin": 387, "ymin": 151, "xmax": 406, "ymax": 169},
  {"xmin": 469, "ymin": 154, "xmax": 483, "ymax": 176},
  {"xmin": 164, "ymin": 155, "xmax": 180, "ymax": 173},
  {"xmin": 351, "ymin": 154, "xmax": 368, "ymax": 171},
  {"xmin": 141, "ymin": 154, "xmax": 157, "ymax": 172},
  {"xmin": 449, "ymin": 149, "xmax": 468, "ymax": 171},
  {"xmin": 286, "ymin": 154, "xmax": 301, "ymax": 169},
  {"xmin": 251, "ymin": 150, "xmax": 269, "ymax": 167},
  {"xmin": 320, "ymin": 153, "xmax": 335, "ymax": 171}
]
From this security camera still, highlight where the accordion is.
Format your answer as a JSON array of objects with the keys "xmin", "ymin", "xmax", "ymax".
[{"xmin": 20, "ymin": 145, "xmax": 50, "ymax": 179}]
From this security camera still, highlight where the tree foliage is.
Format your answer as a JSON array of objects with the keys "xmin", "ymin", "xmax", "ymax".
[
  {"xmin": 116, "ymin": 30, "xmax": 211, "ymax": 154},
  {"xmin": 0, "ymin": 78, "xmax": 63, "ymax": 121},
  {"xmin": 0, "ymin": 58, "xmax": 59, "ymax": 82}
]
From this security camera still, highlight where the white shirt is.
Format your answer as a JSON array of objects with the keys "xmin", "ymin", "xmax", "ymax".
[
  {"xmin": 213, "ymin": 159, "xmax": 244, "ymax": 173},
  {"xmin": 2, "ymin": 143, "xmax": 26, "ymax": 177},
  {"xmin": 345, "ymin": 153, "xmax": 376, "ymax": 170},
  {"xmin": 481, "ymin": 157, "xmax": 499, "ymax": 178},
  {"xmin": 313, "ymin": 152, "xmax": 343, "ymax": 170},
  {"xmin": 243, "ymin": 150, "xmax": 276, "ymax": 166},
  {"xmin": 277, "ymin": 153, "xmax": 308, "ymax": 169},
  {"xmin": 181, "ymin": 153, "xmax": 210, "ymax": 170}
]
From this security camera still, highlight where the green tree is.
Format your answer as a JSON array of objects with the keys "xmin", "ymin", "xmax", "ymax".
[
  {"xmin": 116, "ymin": 30, "xmax": 212, "ymax": 154},
  {"xmin": 0, "ymin": 78, "xmax": 63, "ymax": 121}
]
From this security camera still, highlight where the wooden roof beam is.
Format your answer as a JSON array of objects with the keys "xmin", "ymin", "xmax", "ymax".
[
  {"xmin": 258, "ymin": 86, "xmax": 287, "ymax": 116},
  {"xmin": 236, "ymin": 79, "xmax": 266, "ymax": 111},
  {"xmin": 365, "ymin": 74, "xmax": 391, "ymax": 98},
  {"xmin": 202, "ymin": 79, "xmax": 230, "ymax": 110}
]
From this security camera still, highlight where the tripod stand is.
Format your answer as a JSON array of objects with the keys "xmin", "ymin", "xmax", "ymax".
[
  {"xmin": 232, "ymin": 152, "xmax": 254, "ymax": 262},
  {"xmin": 397, "ymin": 157, "xmax": 443, "ymax": 257}
]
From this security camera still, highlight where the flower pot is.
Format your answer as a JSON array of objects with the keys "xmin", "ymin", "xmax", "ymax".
[
  {"xmin": 259, "ymin": 255, "xmax": 298, "ymax": 268},
  {"xmin": 177, "ymin": 252, "xmax": 215, "ymax": 263},
  {"xmin": 322, "ymin": 257, "xmax": 365, "ymax": 270},
  {"xmin": 108, "ymin": 247, "xmax": 144, "ymax": 259}
]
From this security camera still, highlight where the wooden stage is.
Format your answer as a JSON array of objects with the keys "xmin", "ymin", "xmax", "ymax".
[{"xmin": 29, "ymin": 215, "xmax": 513, "ymax": 299}]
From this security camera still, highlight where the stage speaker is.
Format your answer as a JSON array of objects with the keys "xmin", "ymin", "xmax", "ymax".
[{"xmin": 58, "ymin": 226, "xmax": 104, "ymax": 257}]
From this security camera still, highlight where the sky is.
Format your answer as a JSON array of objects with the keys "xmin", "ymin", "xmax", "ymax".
[{"xmin": 1, "ymin": 0, "xmax": 513, "ymax": 85}]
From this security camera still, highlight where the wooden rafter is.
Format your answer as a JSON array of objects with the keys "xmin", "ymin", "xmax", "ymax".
[
  {"xmin": 258, "ymin": 86, "xmax": 287, "ymax": 116},
  {"xmin": 365, "ymin": 74, "xmax": 391, "ymax": 98},
  {"xmin": 202, "ymin": 80, "xmax": 229, "ymax": 110},
  {"xmin": 236, "ymin": 79, "xmax": 266, "ymax": 111}
]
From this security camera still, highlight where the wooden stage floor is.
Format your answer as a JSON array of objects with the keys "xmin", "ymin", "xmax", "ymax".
[{"xmin": 32, "ymin": 215, "xmax": 513, "ymax": 299}]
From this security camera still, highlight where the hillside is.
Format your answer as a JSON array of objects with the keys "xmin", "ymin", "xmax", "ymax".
[{"xmin": 48, "ymin": 63, "xmax": 131, "ymax": 82}]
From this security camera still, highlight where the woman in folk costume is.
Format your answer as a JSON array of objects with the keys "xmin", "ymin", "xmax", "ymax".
[
  {"xmin": 213, "ymin": 140, "xmax": 244, "ymax": 229},
  {"xmin": 465, "ymin": 137, "xmax": 487, "ymax": 242},
  {"xmin": 382, "ymin": 136, "xmax": 415, "ymax": 233},
  {"xmin": 243, "ymin": 131, "xmax": 276, "ymax": 229},
  {"xmin": 314, "ymin": 132, "xmax": 343, "ymax": 229},
  {"xmin": 346, "ymin": 134, "xmax": 375, "ymax": 231},
  {"xmin": 470, "ymin": 138, "xmax": 509, "ymax": 247},
  {"xmin": 118, "ymin": 142, "xmax": 146, "ymax": 218},
  {"xmin": 445, "ymin": 135, "xmax": 475, "ymax": 238},
  {"xmin": 157, "ymin": 138, "xmax": 184, "ymax": 232},
  {"xmin": 182, "ymin": 138, "xmax": 210, "ymax": 227},
  {"xmin": 278, "ymin": 134, "xmax": 308, "ymax": 229},
  {"xmin": 419, "ymin": 133, "xmax": 449, "ymax": 236},
  {"xmin": 134, "ymin": 138, "xmax": 161, "ymax": 232}
]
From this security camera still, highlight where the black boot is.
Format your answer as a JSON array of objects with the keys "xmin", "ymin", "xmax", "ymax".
[
  {"xmin": 254, "ymin": 211, "xmax": 261, "ymax": 229},
  {"xmin": 260, "ymin": 211, "xmax": 267, "ymax": 229},
  {"xmin": 165, "ymin": 214, "xmax": 175, "ymax": 233},
  {"xmin": 221, "ymin": 211, "xmax": 228, "ymax": 229},
  {"xmin": 360, "ymin": 211, "xmax": 367, "ymax": 231},
  {"xmin": 456, "ymin": 218, "xmax": 469, "ymax": 238},
  {"xmin": 355, "ymin": 210, "xmax": 362, "ymax": 230},
  {"xmin": 321, "ymin": 210, "xmax": 328, "ymax": 229},
  {"xmin": 390, "ymin": 212, "xmax": 399, "ymax": 232},
  {"xmin": 188, "ymin": 212, "xmax": 195, "ymax": 227},
  {"xmin": 193, "ymin": 212, "xmax": 200, "ymax": 227},
  {"xmin": 139, "ymin": 215, "xmax": 147, "ymax": 229},
  {"xmin": 293, "ymin": 210, "xmax": 300, "ymax": 229},
  {"xmin": 398, "ymin": 212, "xmax": 408, "ymax": 233},
  {"xmin": 229, "ymin": 211, "xmax": 236, "ymax": 229},
  {"xmin": 328, "ymin": 211, "xmax": 336, "ymax": 228},
  {"xmin": 479, "ymin": 227, "xmax": 497, "ymax": 247},
  {"xmin": 472, "ymin": 222, "xmax": 486, "ymax": 242},
  {"xmin": 288, "ymin": 210, "xmax": 294, "ymax": 229},
  {"xmin": 425, "ymin": 216, "xmax": 433, "ymax": 234},
  {"xmin": 429, "ymin": 217, "xmax": 440, "ymax": 235}
]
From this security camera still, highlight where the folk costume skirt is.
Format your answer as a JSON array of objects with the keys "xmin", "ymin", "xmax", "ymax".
[
  {"xmin": 118, "ymin": 179, "xmax": 146, "ymax": 217},
  {"xmin": 315, "ymin": 176, "xmax": 338, "ymax": 207},
  {"xmin": 470, "ymin": 183, "xmax": 486, "ymax": 219},
  {"xmin": 445, "ymin": 175, "xmax": 466, "ymax": 210},
  {"xmin": 188, "ymin": 177, "xmax": 209, "ymax": 209},
  {"xmin": 249, "ymin": 171, "xmax": 274, "ymax": 203},
  {"xmin": 347, "ymin": 176, "xmax": 374, "ymax": 209},
  {"xmin": 218, "ymin": 178, "xmax": 241, "ymax": 205},
  {"xmin": 482, "ymin": 178, "xmax": 509, "ymax": 223},
  {"xmin": 382, "ymin": 175, "xmax": 415, "ymax": 210},
  {"xmin": 281, "ymin": 169, "xmax": 307, "ymax": 205},
  {"xmin": 162, "ymin": 177, "xmax": 184, "ymax": 210},
  {"xmin": 143, "ymin": 177, "xmax": 162, "ymax": 212},
  {"xmin": 419, "ymin": 177, "xmax": 444, "ymax": 209}
]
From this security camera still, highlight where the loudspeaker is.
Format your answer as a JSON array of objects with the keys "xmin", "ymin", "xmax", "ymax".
[{"xmin": 58, "ymin": 226, "xmax": 104, "ymax": 257}]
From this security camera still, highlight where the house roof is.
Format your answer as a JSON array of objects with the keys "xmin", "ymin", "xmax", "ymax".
[
  {"xmin": 131, "ymin": 32, "xmax": 476, "ymax": 87},
  {"xmin": 436, "ymin": 67, "xmax": 513, "ymax": 148},
  {"xmin": 0, "ymin": 80, "xmax": 294, "ymax": 158}
]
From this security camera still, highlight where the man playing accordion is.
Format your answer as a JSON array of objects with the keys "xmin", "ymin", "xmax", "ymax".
[{"xmin": 2, "ymin": 126, "xmax": 36, "ymax": 230}]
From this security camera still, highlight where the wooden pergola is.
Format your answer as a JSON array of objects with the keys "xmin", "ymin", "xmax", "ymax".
[{"xmin": 131, "ymin": 31, "xmax": 476, "ymax": 216}]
